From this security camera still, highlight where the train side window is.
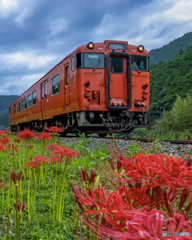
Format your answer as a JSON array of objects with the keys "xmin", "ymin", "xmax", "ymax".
[
  {"xmin": 28, "ymin": 94, "xmax": 31, "ymax": 108},
  {"xmin": 42, "ymin": 85, "xmax": 44, "ymax": 100},
  {"xmin": 111, "ymin": 58, "xmax": 123, "ymax": 73},
  {"xmin": 17, "ymin": 103, "xmax": 19, "ymax": 113},
  {"xmin": 32, "ymin": 91, "xmax": 36, "ymax": 105},
  {"xmin": 76, "ymin": 53, "xmax": 83, "ymax": 69},
  {"xmin": 66, "ymin": 67, "xmax": 69, "ymax": 85},
  {"xmin": 21, "ymin": 100, "xmax": 23, "ymax": 111},
  {"xmin": 71, "ymin": 56, "xmax": 74, "ymax": 72},
  {"xmin": 45, "ymin": 83, "xmax": 47, "ymax": 98},
  {"xmin": 18, "ymin": 102, "xmax": 21, "ymax": 112},
  {"xmin": 24, "ymin": 97, "xmax": 27, "ymax": 109},
  {"xmin": 14, "ymin": 105, "xmax": 16, "ymax": 114},
  {"xmin": 52, "ymin": 74, "xmax": 60, "ymax": 95},
  {"xmin": 12, "ymin": 107, "xmax": 13, "ymax": 115}
]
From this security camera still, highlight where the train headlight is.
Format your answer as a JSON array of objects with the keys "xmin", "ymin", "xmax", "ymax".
[
  {"xmin": 138, "ymin": 45, "xmax": 144, "ymax": 52},
  {"xmin": 87, "ymin": 42, "xmax": 94, "ymax": 49}
]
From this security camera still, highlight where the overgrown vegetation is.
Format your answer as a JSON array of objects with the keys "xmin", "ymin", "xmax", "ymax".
[{"xmin": 0, "ymin": 128, "xmax": 192, "ymax": 239}]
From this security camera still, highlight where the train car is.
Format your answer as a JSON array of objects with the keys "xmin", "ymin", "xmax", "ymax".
[{"xmin": 9, "ymin": 40, "xmax": 150, "ymax": 136}]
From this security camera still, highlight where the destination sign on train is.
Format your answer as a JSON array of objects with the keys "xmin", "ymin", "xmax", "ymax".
[
  {"xmin": 88, "ymin": 54, "xmax": 99, "ymax": 58},
  {"xmin": 108, "ymin": 43, "xmax": 125, "ymax": 50}
]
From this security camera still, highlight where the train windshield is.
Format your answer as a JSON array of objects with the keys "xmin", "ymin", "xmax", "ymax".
[
  {"xmin": 76, "ymin": 53, "xmax": 105, "ymax": 69},
  {"xmin": 131, "ymin": 55, "xmax": 149, "ymax": 71}
]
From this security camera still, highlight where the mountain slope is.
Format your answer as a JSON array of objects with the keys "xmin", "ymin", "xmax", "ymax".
[
  {"xmin": 0, "ymin": 95, "xmax": 18, "ymax": 127},
  {"xmin": 149, "ymin": 45, "xmax": 192, "ymax": 124},
  {"xmin": 149, "ymin": 31, "xmax": 192, "ymax": 64}
]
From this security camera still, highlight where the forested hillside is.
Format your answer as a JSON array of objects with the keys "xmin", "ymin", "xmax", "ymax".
[
  {"xmin": 0, "ymin": 95, "xmax": 18, "ymax": 127},
  {"xmin": 149, "ymin": 45, "xmax": 192, "ymax": 124},
  {"xmin": 149, "ymin": 31, "xmax": 192, "ymax": 64}
]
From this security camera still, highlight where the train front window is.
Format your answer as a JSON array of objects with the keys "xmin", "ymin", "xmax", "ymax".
[
  {"xmin": 131, "ymin": 55, "xmax": 148, "ymax": 71},
  {"xmin": 76, "ymin": 53, "xmax": 104, "ymax": 69},
  {"xmin": 84, "ymin": 53, "xmax": 104, "ymax": 69}
]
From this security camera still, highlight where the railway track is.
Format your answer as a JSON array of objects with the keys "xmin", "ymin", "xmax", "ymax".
[{"xmin": 64, "ymin": 134, "xmax": 192, "ymax": 145}]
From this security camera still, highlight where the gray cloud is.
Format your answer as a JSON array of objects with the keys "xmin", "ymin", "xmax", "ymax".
[{"xmin": 0, "ymin": 0, "xmax": 192, "ymax": 95}]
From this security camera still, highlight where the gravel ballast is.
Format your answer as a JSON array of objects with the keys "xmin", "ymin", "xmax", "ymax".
[{"xmin": 58, "ymin": 137, "xmax": 192, "ymax": 157}]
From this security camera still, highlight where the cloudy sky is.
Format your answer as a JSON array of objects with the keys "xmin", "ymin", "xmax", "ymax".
[{"xmin": 0, "ymin": 0, "xmax": 192, "ymax": 96}]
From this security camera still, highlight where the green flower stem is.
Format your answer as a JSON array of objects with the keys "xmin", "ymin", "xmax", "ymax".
[
  {"xmin": 7, "ymin": 214, "xmax": 10, "ymax": 240},
  {"xmin": 1, "ymin": 165, "xmax": 4, "ymax": 211},
  {"xmin": 28, "ymin": 168, "xmax": 31, "ymax": 220},
  {"xmin": 22, "ymin": 146, "xmax": 26, "ymax": 181},
  {"xmin": 52, "ymin": 164, "xmax": 55, "ymax": 221},
  {"xmin": 32, "ymin": 168, "xmax": 37, "ymax": 205},
  {"xmin": 18, "ymin": 178, "xmax": 23, "ymax": 200},
  {"xmin": 55, "ymin": 162, "xmax": 58, "ymax": 196},
  {"xmin": 19, "ymin": 214, "xmax": 21, "ymax": 240},
  {"xmin": 39, "ymin": 164, "xmax": 44, "ymax": 183},
  {"xmin": 18, "ymin": 145, "xmax": 21, "ymax": 170},
  {"xmin": 16, "ymin": 184, "xmax": 18, "ymax": 240},
  {"xmin": 56, "ymin": 158, "xmax": 69, "ymax": 221},
  {"xmin": 44, "ymin": 164, "xmax": 49, "ymax": 179}
]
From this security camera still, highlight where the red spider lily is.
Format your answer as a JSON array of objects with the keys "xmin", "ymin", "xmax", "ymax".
[
  {"xmin": 4, "ymin": 143, "xmax": 18, "ymax": 154},
  {"xmin": 78, "ymin": 208, "xmax": 192, "ymax": 240},
  {"xmin": 48, "ymin": 154, "xmax": 61, "ymax": 164},
  {"xmin": 73, "ymin": 186, "xmax": 128, "ymax": 228},
  {"xmin": 18, "ymin": 171, "xmax": 22, "ymax": 182},
  {"xmin": 1, "ymin": 136, "xmax": 10, "ymax": 144},
  {"xmin": 105, "ymin": 152, "xmax": 192, "ymax": 189},
  {"xmin": 18, "ymin": 129, "xmax": 34, "ymax": 140},
  {"xmin": 12, "ymin": 144, "xmax": 18, "ymax": 153},
  {"xmin": 0, "ymin": 130, "xmax": 7, "ymax": 137},
  {"xmin": 108, "ymin": 155, "xmax": 123, "ymax": 173},
  {"xmin": 46, "ymin": 143, "xmax": 58, "ymax": 153},
  {"xmin": 7, "ymin": 206, "xmax": 11, "ymax": 214},
  {"xmin": 48, "ymin": 126, "xmax": 60, "ymax": 134},
  {"xmin": 14, "ymin": 201, "xmax": 25, "ymax": 213},
  {"xmin": 25, "ymin": 155, "xmax": 48, "ymax": 168},
  {"xmin": 0, "ymin": 142, "xmax": 5, "ymax": 152},
  {"xmin": 79, "ymin": 168, "xmax": 97, "ymax": 187},
  {"xmin": 53, "ymin": 146, "xmax": 80, "ymax": 160},
  {"xmin": 26, "ymin": 161, "xmax": 40, "ymax": 168},
  {"xmin": 36, "ymin": 131, "xmax": 52, "ymax": 141},
  {"xmin": 14, "ymin": 138, "xmax": 21, "ymax": 144},
  {"xmin": 11, "ymin": 170, "xmax": 16, "ymax": 184},
  {"xmin": 0, "ymin": 178, "xmax": 9, "ymax": 188},
  {"xmin": 10, "ymin": 170, "xmax": 22, "ymax": 184},
  {"xmin": 73, "ymin": 145, "xmax": 192, "ymax": 239}
]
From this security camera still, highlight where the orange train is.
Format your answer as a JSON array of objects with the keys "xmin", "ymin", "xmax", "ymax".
[{"xmin": 9, "ymin": 40, "xmax": 150, "ymax": 136}]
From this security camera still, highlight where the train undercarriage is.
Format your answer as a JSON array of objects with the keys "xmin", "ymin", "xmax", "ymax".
[{"xmin": 11, "ymin": 110, "xmax": 148, "ymax": 137}]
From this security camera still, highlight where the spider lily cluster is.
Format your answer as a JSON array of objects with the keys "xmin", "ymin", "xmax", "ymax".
[
  {"xmin": 0, "ymin": 128, "xmax": 192, "ymax": 239},
  {"xmin": 73, "ymin": 143, "xmax": 192, "ymax": 239}
]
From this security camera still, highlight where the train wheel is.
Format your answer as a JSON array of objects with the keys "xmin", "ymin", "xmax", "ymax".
[{"xmin": 98, "ymin": 133, "xmax": 107, "ymax": 138}]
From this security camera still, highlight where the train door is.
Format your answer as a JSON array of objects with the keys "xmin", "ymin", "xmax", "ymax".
[
  {"xmin": 41, "ymin": 81, "xmax": 48, "ymax": 119},
  {"xmin": 106, "ymin": 52, "xmax": 132, "ymax": 110},
  {"xmin": 64, "ymin": 64, "xmax": 70, "ymax": 108}
]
